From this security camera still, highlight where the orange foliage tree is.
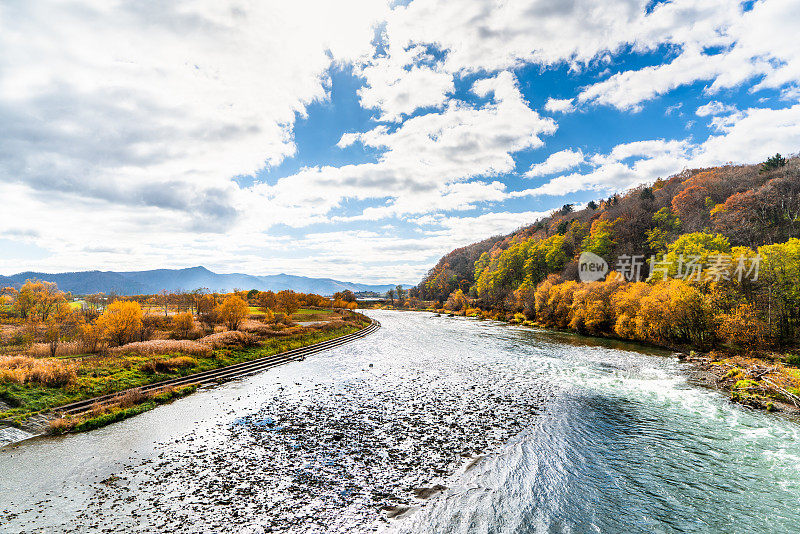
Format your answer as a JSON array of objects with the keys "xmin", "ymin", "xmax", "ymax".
[
  {"xmin": 96, "ymin": 300, "xmax": 144, "ymax": 346},
  {"xmin": 276, "ymin": 290, "xmax": 300, "ymax": 317},
  {"xmin": 215, "ymin": 295, "xmax": 249, "ymax": 331}
]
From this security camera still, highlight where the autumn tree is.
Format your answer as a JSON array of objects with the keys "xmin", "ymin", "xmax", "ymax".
[
  {"xmin": 332, "ymin": 290, "xmax": 356, "ymax": 303},
  {"xmin": 717, "ymin": 303, "xmax": 769, "ymax": 350},
  {"xmin": 444, "ymin": 289, "xmax": 469, "ymax": 312},
  {"xmin": 257, "ymin": 291, "xmax": 277, "ymax": 314},
  {"xmin": 581, "ymin": 219, "xmax": 616, "ymax": 258},
  {"xmin": 657, "ymin": 232, "xmax": 731, "ymax": 280},
  {"xmin": 14, "ymin": 280, "xmax": 67, "ymax": 323},
  {"xmin": 44, "ymin": 301, "xmax": 77, "ymax": 357},
  {"xmin": 645, "ymin": 208, "xmax": 681, "ymax": 254},
  {"xmin": 672, "ymin": 181, "xmax": 713, "ymax": 231},
  {"xmin": 215, "ymin": 295, "xmax": 249, "ymax": 331},
  {"xmin": 173, "ymin": 312, "xmax": 194, "ymax": 338},
  {"xmin": 395, "ymin": 285, "xmax": 405, "ymax": 305},
  {"xmin": 96, "ymin": 300, "xmax": 144, "ymax": 346},
  {"xmin": 276, "ymin": 290, "xmax": 300, "ymax": 317},
  {"xmin": 197, "ymin": 294, "xmax": 218, "ymax": 328}
]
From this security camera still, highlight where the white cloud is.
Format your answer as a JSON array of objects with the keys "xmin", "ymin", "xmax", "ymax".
[
  {"xmin": 512, "ymin": 103, "xmax": 800, "ymax": 199},
  {"xmin": 525, "ymin": 149, "xmax": 585, "ymax": 178},
  {"xmin": 5, "ymin": 0, "xmax": 800, "ymax": 282},
  {"xmin": 696, "ymin": 100, "xmax": 738, "ymax": 116},
  {"xmin": 357, "ymin": 47, "xmax": 454, "ymax": 122},
  {"xmin": 578, "ymin": 0, "xmax": 800, "ymax": 110},
  {"xmin": 0, "ymin": 1, "xmax": 388, "ymax": 225},
  {"xmin": 262, "ymin": 71, "xmax": 556, "ymax": 220},
  {"xmin": 544, "ymin": 98, "xmax": 575, "ymax": 113},
  {"xmin": 694, "ymin": 104, "xmax": 800, "ymax": 165}
]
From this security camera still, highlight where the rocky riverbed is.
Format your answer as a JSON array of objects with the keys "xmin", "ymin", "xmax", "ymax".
[{"xmin": 47, "ymin": 345, "xmax": 555, "ymax": 532}]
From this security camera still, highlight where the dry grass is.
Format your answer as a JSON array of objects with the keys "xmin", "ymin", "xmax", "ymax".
[
  {"xmin": 239, "ymin": 319, "xmax": 286, "ymax": 337},
  {"xmin": 110, "ymin": 339, "xmax": 212, "ymax": 358},
  {"xmin": 140, "ymin": 356, "xmax": 197, "ymax": 374},
  {"xmin": 48, "ymin": 417, "xmax": 75, "ymax": 433},
  {"xmin": 27, "ymin": 341, "xmax": 86, "ymax": 358},
  {"xmin": 0, "ymin": 355, "xmax": 77, "ymax": 387},
  {"xmin": 197, "ymin": 330, "xmax": 258, "ymax": 348},
  {"xmin": 113, "ymin": 388, "xmax": 148, "ymax": 409}
]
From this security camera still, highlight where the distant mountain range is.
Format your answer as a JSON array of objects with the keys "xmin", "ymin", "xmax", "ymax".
[{"xmin": 0, "ymin": 266, "xmax": 408, "ymax": 296}]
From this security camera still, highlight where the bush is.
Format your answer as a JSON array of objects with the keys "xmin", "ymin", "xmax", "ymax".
[
  {"xmin": 718, "ymin": 304, "xmax": 769, "ymax": 350},
  {"xmin": 113, "ymin": 388, "xmax": 148, "ymax": 408}
]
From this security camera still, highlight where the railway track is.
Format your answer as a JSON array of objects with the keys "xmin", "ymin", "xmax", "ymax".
[{"xmin": 53, "ymin": 319, "xmax": 380, "ymax": 417}]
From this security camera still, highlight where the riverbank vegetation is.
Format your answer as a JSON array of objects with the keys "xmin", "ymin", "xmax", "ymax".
[
  {"xmin": 0, "ymin": 284, "xmax": 370, "ymax": 431},
  {"xmin": 415, "ymin": 155, "xmax": 800, "ymax": 411}
]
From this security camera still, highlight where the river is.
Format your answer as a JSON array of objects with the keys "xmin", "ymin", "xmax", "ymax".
[{"xmin": 1, "ymin": 310, "xmax": 800, "ymax": 533}]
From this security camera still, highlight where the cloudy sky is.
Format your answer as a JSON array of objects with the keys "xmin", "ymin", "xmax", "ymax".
[{"xmin": 2, "ymin": 0, "xmax": 799, "ymax": 283}]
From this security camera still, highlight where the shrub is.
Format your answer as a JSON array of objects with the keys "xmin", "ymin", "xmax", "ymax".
[
  {"xmin": 49, "ymin": 417, "xmax": 75, "ymax": 434},
  {"xmin": 113, "ymin": 388, "xmax": 148, "ymax": 409},
  {"xmin": 718, "ymin": 304, "xmax": 769, "ymax": 350}
]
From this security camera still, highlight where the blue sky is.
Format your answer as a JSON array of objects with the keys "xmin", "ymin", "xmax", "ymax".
[{"xmin": 1, "ymin": 0, "xmax": 799, "ymax": 283}]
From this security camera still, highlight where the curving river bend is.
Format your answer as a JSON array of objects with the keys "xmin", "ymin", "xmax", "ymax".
[{"xmin": 1, "ymin": 310, "xmax": 800, "ymax": 533}]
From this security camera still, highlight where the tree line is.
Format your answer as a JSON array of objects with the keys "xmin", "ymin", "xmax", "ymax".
[{"xmin": 425, "ymin": 154, "xmax": 800, "ymax": 351}]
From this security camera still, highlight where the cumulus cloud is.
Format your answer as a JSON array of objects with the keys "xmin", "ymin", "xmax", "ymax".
[
  {"xmin": 0, "ymin": 0, "xmax": 388, "ymax": 225},
  {"xmin": 544, "ymin": 98, "xmax": 576, "ymax": 113},
  {"xmin": 260, "ymin": 71, "xmax": 556, "ymax": 221},
  {"xmin": 696, "ymin": 101, "xmax": 738, "ymax": 117},
  {"xmin": 525, "ymin": 149, "xmax": 585, "ymax": 178},
  {"xmin": 513, "ymin": 105, "xmax": 800, "ymax": 199},
  {"xmin": 578, "ymin": 0, "xmax": 800, "ymax": 110}
]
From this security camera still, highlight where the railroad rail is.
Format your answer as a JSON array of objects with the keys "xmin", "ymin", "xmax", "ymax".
[{"xmin": 53, "ymin": 319, "xmax": 380, "ymax": 417}]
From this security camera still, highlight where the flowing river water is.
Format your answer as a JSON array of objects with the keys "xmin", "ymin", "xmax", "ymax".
[{"xmin": 2, "ymin": 310, "xmax": 800, "ymax": 533}]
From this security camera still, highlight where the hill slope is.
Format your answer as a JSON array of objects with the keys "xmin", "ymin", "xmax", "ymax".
[{"xmin": 416, "ymin": 155, "xmax": 800, "ymax": 304}]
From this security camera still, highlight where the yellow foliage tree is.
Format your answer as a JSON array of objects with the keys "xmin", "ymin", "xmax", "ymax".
[
  {"xmin": 215, "ymin": 295, "xmax": 249, "ymax": 331},
  {"xmin": 14, "ymin": 279, "xmax": 67, "ymax": 323},
  {"xmin": 96, "ymin": 300, "xmax": 143, "ymax": 346}
]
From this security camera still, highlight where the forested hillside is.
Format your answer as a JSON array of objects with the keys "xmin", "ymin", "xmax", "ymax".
[{"xmin": 416, "ymin": 154, "xmax": 800, "ymax": 350}]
